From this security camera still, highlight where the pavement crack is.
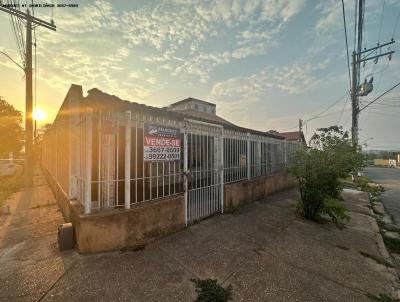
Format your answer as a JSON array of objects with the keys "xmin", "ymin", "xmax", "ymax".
[
  {"xmin": 156, "ymin": 245, "xmax": 199, "ymax": 279},
  {"xmin": 36, "ymin": 259, "xmax": 78, "ymax": 302}
]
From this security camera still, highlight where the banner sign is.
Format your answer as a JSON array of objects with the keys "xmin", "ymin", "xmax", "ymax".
[{"xmin": 143, "ymin": 124, "xmax": 181, "ymax": 161}]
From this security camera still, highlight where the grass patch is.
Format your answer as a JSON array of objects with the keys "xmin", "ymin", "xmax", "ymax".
[
  {"xmin": 0, "ymin": 173, "xmax": 23, "ymax": 208},
  {"xmin": 366, "ymin": 293, "xmax": 400, "ymax": 302},
  {"xmin": 191, "ymin": 278, "xmax": 232, "ymax": 302},
  {"xmin": 359, "ymin": 251, "xmax": 394, "ymax": 268},
  {"xmin": 383, "ymin": 236, "xmax": 400, "ymax": 254}
]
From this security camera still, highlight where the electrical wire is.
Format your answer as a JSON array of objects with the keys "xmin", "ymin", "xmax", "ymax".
[
  {"xmin": 392, "ymin": 10, "xmax": 400, "ymax": 39},
  {"xmin": 341, "ymin": 0, "xmax": 352, "ymax": 91},
  {"xmin": 305, "ymin": 91, "xmax": 350, "ymax": 122},
  {"xmin": 371, "ymin": 0, "xmax": 386, "ymax": 76},
  {"xmin": 359, "ymin": 81, "xmax": 400, "ymax": 112},
  {"xmin": 377, "ymin": 0, "xmax": 385, "ymax": 44}
]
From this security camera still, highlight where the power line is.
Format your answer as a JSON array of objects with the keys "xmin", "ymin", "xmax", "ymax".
[
  {"xmin": 377, "ymin": 0, "xmax": 385, "ymax": 44},
  {"xmin": 392, "ymin": 10, "xmax": 400, "ymax": 39},
  {"xmin": 305, "ymin": 91, "xmax": 349, "ymax": 122},
  {"xmin": 359, "ymin": 81, "xmax": 400, "ymax": 112},
  {"xmin": 0, "ymin": 50, "xmax": 24, "ymax": 70},
  {"xmin": 372, "ymin": 0, "xmax": 386, "ymax": 76},
  {"xmin": 341, "ymin": 0, "xmax": 351, "ymax": 90}
]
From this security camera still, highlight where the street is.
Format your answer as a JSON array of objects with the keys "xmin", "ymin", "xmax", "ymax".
[{"xmin": 364, "ymin": 167, "xmax": 400, "ymax": 224}]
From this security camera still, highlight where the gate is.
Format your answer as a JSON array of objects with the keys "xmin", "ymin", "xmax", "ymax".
[{"xmin": 184, "ymin": 119, "xmax": 224, "ymax": 224}]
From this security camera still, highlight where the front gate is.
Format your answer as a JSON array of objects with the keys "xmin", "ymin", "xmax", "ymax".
[{"xmin": 184, "ymin": 119, "xmax": 224, "ymax": 224}]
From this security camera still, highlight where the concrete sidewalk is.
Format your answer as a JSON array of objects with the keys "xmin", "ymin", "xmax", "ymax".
[{"xmin": 0, "ymin": 169, "xmax": 398, "ymax": 301}]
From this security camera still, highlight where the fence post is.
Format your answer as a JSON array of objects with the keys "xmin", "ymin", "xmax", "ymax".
[
  {"xmin": 183, "ymin": 123, "xmax": 188, "ymax": 226},
  {"xmin": 220, "ymin": 127, "xmax": 224, "ymax": 213},
  {"xmin": 247, "ymin": 132, "xmax": 251, "ymax": 180},
  {"xmin": 84, "ymin": 109, "xmax": 93, "ymax": 215},
  {"xmin": 124, "ymin": 110, "xmax": 131, "ymax": 210}
]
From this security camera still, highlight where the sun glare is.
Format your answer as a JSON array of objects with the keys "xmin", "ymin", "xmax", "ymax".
[{"xmin": 32, "ymin": 108, "xmax": 47, "ymax": 121}]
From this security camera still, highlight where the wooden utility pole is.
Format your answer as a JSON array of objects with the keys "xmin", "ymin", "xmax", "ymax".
[
  {"xmin": 350, "ymin": 0, "xmax": 395, "ymax": 147},
  {"xmin": 25, "ymin": 12, "xmax": 33, "ymax": 186},
  {"xmin": 0, "ymin": 5, "xmax": 56, "ymax": 187},
  {"xmin": 351, "ymin": 50, "xmax": 358, "ymax": 146}
]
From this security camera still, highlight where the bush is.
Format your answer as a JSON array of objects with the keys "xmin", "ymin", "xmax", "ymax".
[
  {"xmin": 191, "ymin": 278, "xmax": 232, "ymax": 302},
  {"xmin": 288, "ymin": 126, "xmax": 363, "ymax": 224},
  {"xmin": 321, "ymin": 197, "xmax": 350, "ymax": 225}
]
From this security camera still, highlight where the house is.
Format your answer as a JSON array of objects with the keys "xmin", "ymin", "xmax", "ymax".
[
  {"xmin": 278, "ymin": 131, "xmax": 306, "ymax": 144},
  {"xmin": 41, "ymin": 85, "xmax": 300, "ymax": 253}
]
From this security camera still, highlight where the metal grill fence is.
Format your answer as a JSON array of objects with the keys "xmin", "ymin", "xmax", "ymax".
[{"xmin": 42, "ymin": 108, "xmax": 300, "ymax": 220}]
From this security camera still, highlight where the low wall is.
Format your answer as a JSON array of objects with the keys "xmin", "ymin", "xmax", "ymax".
[
  {"xmin": 42, "ymin": 166, "xmax": 185, "ymax": 253},
  {"xmin": 224, "ymin": 172, "xmax": 297, "ymax": 209},
  {"xmin": 44, "ymin": 165, "xmax": 294, "ymax": 253},
  {"xmin": 74, "ymin": 194, "xmax": 185, "ymax": 253}
]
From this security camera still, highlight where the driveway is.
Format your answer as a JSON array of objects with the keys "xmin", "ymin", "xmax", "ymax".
[
  {"xmin": 364, "ymin": 167, "xmax": 400, "ymax": 224},
  {"xmin": 0, "ymin": 168, "xmax": 398, "ymax": 301}
]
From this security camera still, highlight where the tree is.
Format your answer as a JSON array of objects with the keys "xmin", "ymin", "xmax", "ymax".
[
  {"xmin": 288, "ymin": 126, "xmax": 364, "ymax": 224},
  {"xmin": 0, "ymin": 97, "xmax": 24, "ymax": 158}
]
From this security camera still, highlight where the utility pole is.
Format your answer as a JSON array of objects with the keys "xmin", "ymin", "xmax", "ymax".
[
  {"xmin": 351, "ymin": 50, "xmax": 358, "ymax": 146},
  {"xmin": 298, "ymin": 118, "xmax": 303, "ymax": 143},
  {"xmin": 350, "ymin": 0, "xmax": 395, "ymax": 147},
  {"xmin": 0, "ymin": 4, "xmax": 56, "ymax": 187},
  {"xmin": 25, "ymin": 12, "xmax": 33, "ymax": 186}
]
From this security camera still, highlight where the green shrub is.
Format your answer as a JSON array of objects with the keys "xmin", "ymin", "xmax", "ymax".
[
  {"xmin": 191, "ymin": 278, "xmax": 232, "ymax": 302},
  {"xmin": 321, "ymin": 197, "xmax": 350, "ymax": 225},
  {"xmin": 288, "ymin": 126, "xmax": 363, "ymax": 224}
]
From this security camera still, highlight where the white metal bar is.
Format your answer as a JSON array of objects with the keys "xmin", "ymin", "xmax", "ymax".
[
  {"xmin": 220, "ymin": 127, "xmax": 224, "ymax": 214},
  {"xmin": 135, "ymin": 114, "xmax": 138, "ymax": 204},
  {"xmin": 84, "ymin": 109, "xmax": 93, "ymax": 215},
  {"xmin": 247, "ymin": 133, "xmax": 251, "ymax": 180},
  {"xmin": 183, "ymin": 124, "xmax": 188, "ymax": 226},
  {"xmin": 98, "ymin": 112, "xmax": 102, "ymax": 209},
  {"xmin": 124, "ymin": 110, "xmax": 131, "ymax": 210}
]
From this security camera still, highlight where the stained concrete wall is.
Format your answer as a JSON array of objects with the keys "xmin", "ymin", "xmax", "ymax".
[
  {"xmin": 44, "ymin": 160, "xmax": 294, "ymax": 253},
  {"xmin": 224, "ymin": 172, "xmax": 297, "ymax": 209},
  {"xmin": 43, "ymin": 165, "xmax": 185, "ymax": 253},
  {"xmin": 74, "ymin": 195, "xmax": 185, "ymax": 253}
]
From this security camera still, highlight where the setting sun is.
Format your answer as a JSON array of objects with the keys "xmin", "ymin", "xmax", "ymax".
[{"xmin": 32, "ymin": 108, "xmax": 47, "ymax": 121}]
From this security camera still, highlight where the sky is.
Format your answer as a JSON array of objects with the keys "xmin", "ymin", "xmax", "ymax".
[{"xmin": 0, "ymin": 0, "xmax": 399, "ymax": 150}]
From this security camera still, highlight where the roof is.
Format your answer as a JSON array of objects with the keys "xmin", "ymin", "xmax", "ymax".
[
  {"xmin": 172, "ymin": 109, "xmax": 235, "ymax": 126},
  {"xmin": 80, "ymin": 87, "xmax": 284, "ymax": 139},
  {"xmin": 168, "ymin": 97, "xmax": 216, "ymax": 108},
  {"xmin": 278, "ymin": 131, "xmax": 306, "ymax": 143}
]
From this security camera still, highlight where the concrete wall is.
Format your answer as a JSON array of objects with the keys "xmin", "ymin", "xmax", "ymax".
[
  {"xmin": 224, "ymin": 172, "xmax": 296, "ymax": 209},
  {"xmin": 75, "ymin": 195, "xmax": 185, "ymax": 253},
  {"xmin": 43, "ymin": 165, "xmax": 185, "ymax": 253},
  {"xmin": 44, "ymin": 162, "xmax": 293, "ymax": 253}
]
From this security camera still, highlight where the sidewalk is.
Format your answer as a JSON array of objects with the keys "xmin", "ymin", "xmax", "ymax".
[{"xmin": 0, "ymin": 168, "xmax": 398, "ymax": 301}]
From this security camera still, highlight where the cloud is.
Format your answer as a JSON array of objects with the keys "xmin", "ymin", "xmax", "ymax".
[{"xmin": 210, "ymin": 61, "xmax": 324, "ymax": 105}]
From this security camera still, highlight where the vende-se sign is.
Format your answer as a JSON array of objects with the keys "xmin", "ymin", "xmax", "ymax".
[{"xmin": 143, "ymin": 124, "xmax": 181, "ymax": 161}]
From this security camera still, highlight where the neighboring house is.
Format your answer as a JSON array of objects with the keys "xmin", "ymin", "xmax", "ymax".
[{"xmin": 278, "ymin": 131, "xmax": 307, "ymax": 145}]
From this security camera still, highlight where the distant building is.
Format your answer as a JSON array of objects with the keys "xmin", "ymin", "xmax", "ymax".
[
  {"xmin": 374, "ymin": 159, "xmax": 396, "ymax": 167},
  {"xmin": 278, "ymin": 131, "xmax": 306, "ymax": 145},
  {"xmin": 165, "ymin": 97, "xmax": 234, "ymax": 126}
]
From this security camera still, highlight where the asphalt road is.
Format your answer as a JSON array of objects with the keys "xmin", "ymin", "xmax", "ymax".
[{"xmin": 364, "ymin": 167, "xmax": 400, "ymax": 224}]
